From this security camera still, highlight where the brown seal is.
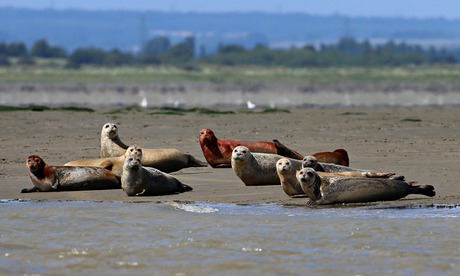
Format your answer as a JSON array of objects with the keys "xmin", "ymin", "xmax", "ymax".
[
  {"xmin": 277, "ymin": 158, "xmax": 395, "ymax": 198},
  {"xmin": 198, "ymin": 128, "xmax": 304, "ymax": 168},
  {"xmin": 100, "ymin": 123, "xmax": 207, "ymax": 173},
  {"xmin": 22, "ymin": 155, "xmax": 120, "ymax": 193},
  {"xmin": 64, "ymin": 155, "xmax": 126, "ymax": 176},
  {"xmin": 297, "ymin": 167, "xmax": 435, "ymax": 206},
  {"xmin": 312, "ymin": 149, "xmax": 349, "ymax": 167},
  {"xmin": 231, "ymin": 146, "xmax": 302, "ymax": 186},
  {"xmin": 121, "ymin": 150, "xmax": 193, "ymax": 196}
]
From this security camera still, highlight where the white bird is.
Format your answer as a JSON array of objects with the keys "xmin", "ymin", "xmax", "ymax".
[
  {"xmin": 139, "ymin": 90, "xmax": 148, "ymax": 108},
  {"xmin": 247, "ymin": 100, "xmax": 256, "ymax": 109}
]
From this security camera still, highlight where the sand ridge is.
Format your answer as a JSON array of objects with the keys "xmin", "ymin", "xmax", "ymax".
[{"xmin": 2, "ymin": 106, "xmax": 459, "ymax": 207}]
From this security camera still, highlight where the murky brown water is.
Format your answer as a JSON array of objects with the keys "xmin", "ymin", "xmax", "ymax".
[{"xmin": 1, "ymin": 200, "xmax": 459, "ymax": 275}]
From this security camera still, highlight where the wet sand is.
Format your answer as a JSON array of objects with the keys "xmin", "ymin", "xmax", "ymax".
[{"xmin": 1, "ymin": 106, "xmax": 459, "ymax": 207}]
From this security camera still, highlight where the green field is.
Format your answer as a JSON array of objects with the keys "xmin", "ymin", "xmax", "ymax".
[{"xmin": 1, "ymin": 63, "xmax": 460, "ymax": 84}]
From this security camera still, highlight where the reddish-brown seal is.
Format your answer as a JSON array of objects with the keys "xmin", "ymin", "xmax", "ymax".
[
  {"xmin": 297, "ymin": 167, "xmax": 435, "ymax": 206},
  {"xmin": 23, "ymin": 155, "xmax": 121, "ymax": 193},
  {"xmin": 100, "ymin": 123, "xmax": 207, "ymax": 173},
  {"xmin": 121, "ymin": 151, "xmax": 193, "ymax": 196},
  {"xmin": 312, "ymin": 149, "xmax": 349, "ymax": 167},
  {"xmin": 199, "ymin": 128, "xmax": 304, "ymax": 168}
]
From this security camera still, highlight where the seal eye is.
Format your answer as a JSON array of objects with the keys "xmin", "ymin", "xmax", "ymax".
[
  {"xmin": 242, "ymin": 150, "xmax": 246, "ymax": 153},
  {"xmin": 105, "ymin": 124, "xmax": 109, "ymax": 128},
  {"xmin": 307, "ymin": 171, "xmax": 314, "ymax": 177}
]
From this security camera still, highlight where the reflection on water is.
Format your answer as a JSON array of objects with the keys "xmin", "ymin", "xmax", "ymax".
[{"xmin": 0, "ymin": 200, "xmax": 459, "ymax": 275}]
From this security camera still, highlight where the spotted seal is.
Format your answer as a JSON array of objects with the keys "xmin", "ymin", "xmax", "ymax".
[
  {"xmin": 121, "ymin": 151, "xmax": 193, "ymax": 196},
  {"xmin": 231, "ymin": 146, "xmax": 302, "ymax": 186},
  {"xmin": 100, "ymin": 122, "xmax": 207, "ymax": 173},
  {"xmin": 297, "ymin": 167, "xmax": 435, "ymax": 206},
  {"xmin": 277, "ymin": 158, "xmax": 395, "ymax": 198}
]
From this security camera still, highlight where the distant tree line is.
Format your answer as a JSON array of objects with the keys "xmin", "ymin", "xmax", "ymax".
[{"xmin": 0, "ymin": 36, "xmax": 458, "ymax": 68}]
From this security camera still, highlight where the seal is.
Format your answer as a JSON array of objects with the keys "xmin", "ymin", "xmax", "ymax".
[
  {"xmin": 22, "ymin": 155, "xmax": 121, "ymax": 193},
  {"xmin": 312, "ymin": 149, "xmax": 349, "ymax": 167},
  {"xmin": 64, "ymin": 155, "xmax": 126, "ymax": 176},
  {"xmin": 198, "ymin": 128, "xmax": 304, "ymax": 168},
  {"xmin": 277, "ymin": 158, "xmax": 395, "ymax": 198},
  {"xmin": 65, "ymin": 145, "xmax": 145, "ymax": 176},
  {"xmin": 303, "ymin": 156, "xmax": 370, "ymax": 173},
  {"xmin": 121, "ymin": 152, "xmax": 193, "ymax": 196},
  {"xmin": 100, "ymin": 123, "xmax": 207, "ymax": 173},
  {"xmin": 302, "ymin": 155, "xmax": 397, "ymax": 178},
  {"xmin": 297, "ymin": 167, "xmax": 436, "ymax": 206},
  {"xmin": 231, "ymin": 146, "xmax": 302, "ymax": 186},
  {"xmin": 100, "ymin": 122, "xmax": 129, "ymax": 158},
  {"xmin": 276, "ymin": 158, "xmax": 307, "ymax": 198}
]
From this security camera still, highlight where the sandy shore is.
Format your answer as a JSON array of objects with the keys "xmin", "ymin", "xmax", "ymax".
[{"xmin": 1, "ymin": 106, "xmax": 459, "ymax": 207}]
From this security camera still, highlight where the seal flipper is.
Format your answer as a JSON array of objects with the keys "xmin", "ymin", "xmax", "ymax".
[
  {"xmin": 273, "ymin": 139, "xmax": 304, "ymax": 160},
  {"xmin": 21, "ymin": 187, "xmax": 39, "ymax": 193},
  {"xmin": 306, "ymin": 198, "xmax": 317, "ymax": 207},
  {"xmin": 186, "ymin": 154, "xmax": 208, "ymax": 167},
  {"xmin": 135, "ymin": 189, "xmax": 147, "ymax": 196},
  {"xmin": 413, "ymin": 184, "xmax": 436, "ymax": 197},
  {"xmin": 180, "ymin": 183, "xmax": 193, "ymax": 192}
]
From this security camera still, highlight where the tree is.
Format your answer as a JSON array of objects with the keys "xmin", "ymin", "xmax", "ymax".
[
  {"xmin": 67, "ymin": 47, "xmax": 106, "ymax": 67},
  {"xmin": 104, "ymin": 49, "xmax": 135, "ymax": 66},
  {"xmin": 164, "ymin": 37, "xmax": 195, "ymax": 64},
  {"xmin": 7, "ymin": 42, "xmax": 27, "ymax": 57},
  {"xmin": 139, "ymin": 36, "xmax": 171, "ymax": 64},
  {"xmin": 142, "ymin": 36, "xmax": 171, "ymax": 56},
  {"xmin": 31, "ymin": 39, "xmax": 66, "ymax": 58}
]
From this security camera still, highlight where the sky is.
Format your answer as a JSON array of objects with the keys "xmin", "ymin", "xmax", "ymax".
[{"xmin": 0, "ymin": 0, "xmax": 459, "ymax": 19}]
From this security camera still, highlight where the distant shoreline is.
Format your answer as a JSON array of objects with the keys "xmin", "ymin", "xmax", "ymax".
[{"xmin": 1, "ymin": 81, "xmax": 460, "ymax": 108}]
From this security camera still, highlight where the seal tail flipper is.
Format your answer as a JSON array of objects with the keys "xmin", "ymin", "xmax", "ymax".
[
  {"xmin": 413, "ymin": 184, "xmax": 436, "ymax": 197},
  {"xmin": 306, "ymin": 198, "xmax": 317, "ymax": 207},
  {"xmin": 21, "ymin": 187, "xmax": 39, "ymax": 193},
  {"xmin": 180, "ymin": 183, "xmax": 193, "ymax": 192},
  {"xmin": 187, "ymin": 155, "xmax": 208, "ymax": 167},
  {"xmin": 273, "ymin": 139, "xmax": 304, "ymax": 160},
  {"xmin": 334, "ymin": 149, "xmax": 349, "ymax": 167}
]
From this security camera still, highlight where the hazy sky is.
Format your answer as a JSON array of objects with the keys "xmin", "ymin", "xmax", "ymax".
[{"xmin": 0, "ymin": 0, "xmax": 459, "ymax": 19}]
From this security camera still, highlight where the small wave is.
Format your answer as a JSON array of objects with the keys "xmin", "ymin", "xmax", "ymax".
[{"xmin": 170, "ymin": 202, "xmax": 219, "ymax": 213}]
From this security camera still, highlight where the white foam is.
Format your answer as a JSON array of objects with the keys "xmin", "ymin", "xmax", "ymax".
[{"xmin": 170, "ymin": 202, "xmax": 219, "ymax": 213}]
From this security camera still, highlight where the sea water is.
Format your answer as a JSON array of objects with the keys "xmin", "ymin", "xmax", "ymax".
[{"xmin": 0, "ymin": 200, "xmax": 459, "ymax": 275}]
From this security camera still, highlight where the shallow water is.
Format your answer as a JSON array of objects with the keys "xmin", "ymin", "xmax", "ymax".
[
  {"xmin": 2, "ymin": 89, "xmax": 460, "ymax": 108},
  {"xmin": 0, "ymin": 200, "xmax": 459, "ymax": 275}
]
